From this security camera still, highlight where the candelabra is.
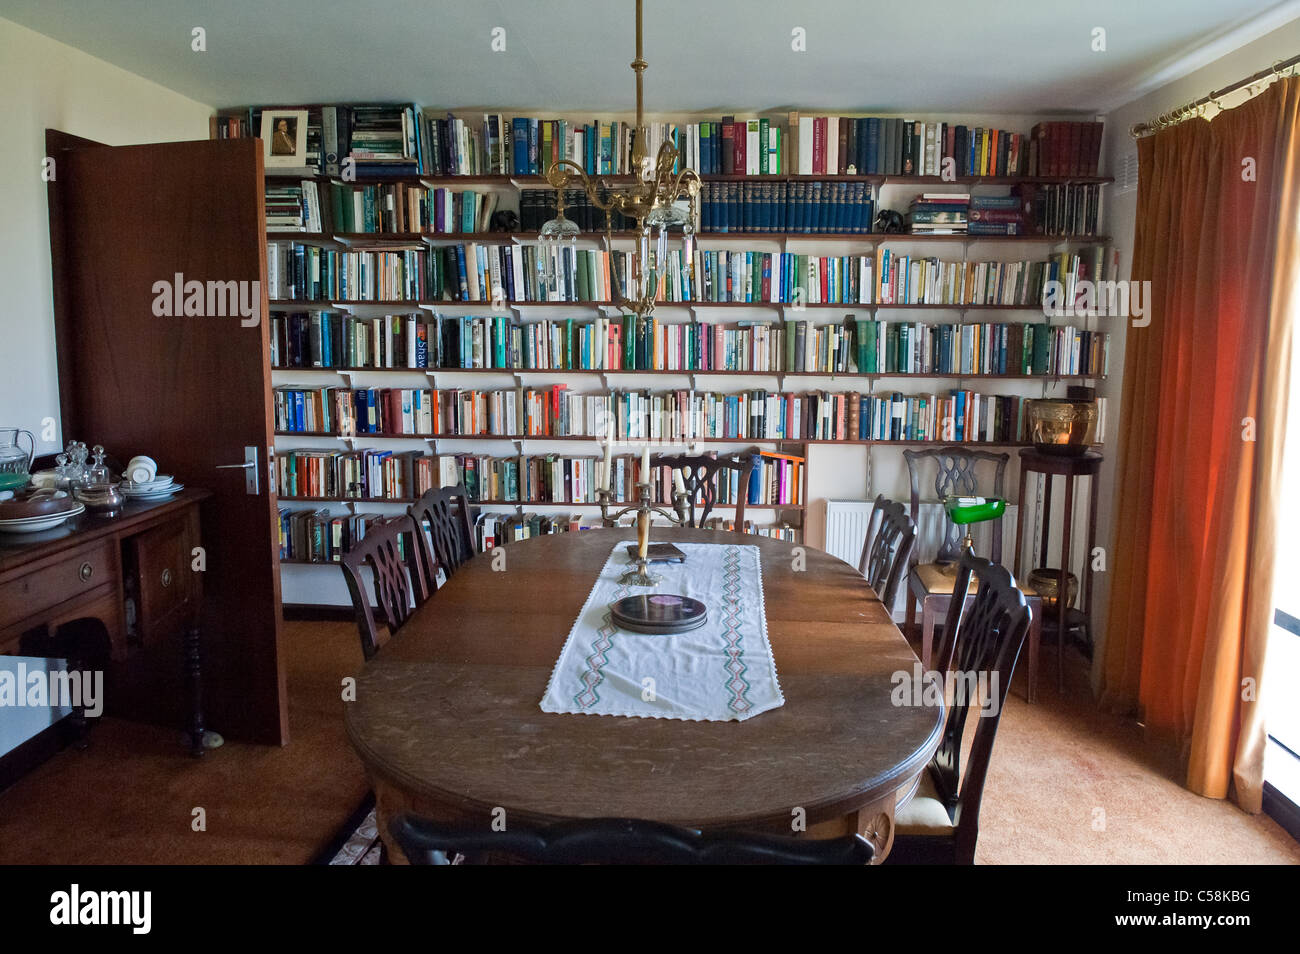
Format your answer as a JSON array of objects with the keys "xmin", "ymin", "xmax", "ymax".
[{"xmin": 596, "ymin": 480, "xmax": 691, "ymax": 586}]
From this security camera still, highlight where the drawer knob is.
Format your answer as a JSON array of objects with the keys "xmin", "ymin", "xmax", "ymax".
[
  {"xmin": 79, "ymin": 562, "xmax": 94, "ymax": 583},
  {"xmin": 161, "ymin": 568, "xmax": 174, "ymax": 588}
]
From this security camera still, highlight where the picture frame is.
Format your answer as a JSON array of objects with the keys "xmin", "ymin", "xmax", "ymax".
[{"xmin": 260, "ymin": 109, "xmax": 308, "ymax": 167}]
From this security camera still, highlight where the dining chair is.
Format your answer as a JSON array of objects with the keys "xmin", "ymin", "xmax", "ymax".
[
  {"xmin": 888, "ymin": 551, "xmax": 1031, "ymax": 865},
  {"xmin": 406, "ymin": 483, "xmax": 476, "ymax": 603},
  {"xmin": 339, "ymin": 514, "xmax": 421, "ymax": 660},
  {"xmin": 389, "ymin": 814, "xmax": 874, "ymax": 865},
  {"xmin": 857, "ymin": 495, "xmax": 917, "ymax": 611},
  {"xmin": 901, "ymin": 447, "xmax": 1010, "ymax": 667},
  {"xmin": 651, "ymin": 453, "xmax": 756, "ymax": 532}
]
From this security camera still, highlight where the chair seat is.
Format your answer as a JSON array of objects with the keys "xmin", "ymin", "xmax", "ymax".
[
  {"xmin": 911, "ymin": 562, "xmax": 1038, "ymax": 597},
  {"xmin": 894, "ymin": 769, "xmax": 955, "ymax": 836}
]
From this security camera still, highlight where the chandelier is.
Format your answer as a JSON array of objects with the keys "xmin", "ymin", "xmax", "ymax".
[{"xmin": 539, "ymin": 0, "xmax": 701, "ymax": 321}]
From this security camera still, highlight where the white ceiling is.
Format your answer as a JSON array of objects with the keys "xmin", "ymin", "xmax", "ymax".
[{"xmin": 1, "ymin": 0, "xmax": 1294, "ymax": 114}]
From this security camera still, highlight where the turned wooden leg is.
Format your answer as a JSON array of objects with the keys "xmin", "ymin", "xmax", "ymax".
[{"xmin": 185, "ymin": 625, "xmax": 206, "ymax": 758}]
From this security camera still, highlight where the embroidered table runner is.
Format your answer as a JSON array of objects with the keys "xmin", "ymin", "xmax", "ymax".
[{"xmin": 540, "ymin": 542, "xmax": 784, "ymax": 722}]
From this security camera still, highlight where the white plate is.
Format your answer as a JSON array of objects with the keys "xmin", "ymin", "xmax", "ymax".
[
  {"xmin": 121, "ymin": 482, "xmax": 184, "ymax": 499},
  {"xmin": 0, "ymin": 504, "xmax": 85, "ymax": 533},
  {"xmin": 123, "ymin": 475, "xmax": 174, "ymax": 490}
]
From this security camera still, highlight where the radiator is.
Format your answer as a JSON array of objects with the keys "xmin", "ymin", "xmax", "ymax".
[{"xmin": 823, "ymin": 499, "xmax": 1020, "ymax": 619}]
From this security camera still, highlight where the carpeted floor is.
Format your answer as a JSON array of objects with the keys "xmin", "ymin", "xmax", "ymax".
[{"xmin": 0, "ymin": 618, "xmax": 1295, "ymax": 864}]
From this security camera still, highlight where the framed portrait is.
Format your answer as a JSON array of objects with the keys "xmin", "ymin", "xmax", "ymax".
[{"xmin": 260, "ymin": 109, "xmax": 309, "ymax": 167}]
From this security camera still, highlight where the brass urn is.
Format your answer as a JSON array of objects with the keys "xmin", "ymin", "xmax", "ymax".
[
  {"xmin": 1028, "ymin": 567, "xmax": 1079, "ymax": 613},
  {"xmin": 1026, "ymin": 399, "xmax": 1097, "ymax": 456}
]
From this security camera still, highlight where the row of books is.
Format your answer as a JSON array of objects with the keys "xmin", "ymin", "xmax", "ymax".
[
  {"xmin": 1021, "ymin": 183, "xmax": 1104, "ymax": 237},
  {"xmin": 279, "ymin": 502, "xmax": 797, "ymax": 561},
  {"xmin": 267, "ymin": 243, "xmax": 428, "ymax": 302},
  {"xmin": 266, "ymin": 179, "xmax": 504, "ymax": 234},
  {"xmin": 219, "ymin": 105, "xmax": 1105, "ymax": 182},
  {"xmin": 518, "ymin": 189, "xmax": 634, "ymax": 232},
  {"xmin": 787, "ymin": 115, "xmax": 1039, "ymax": 178},
  {"xmin": 698, "ymin": 181, "xmax": 874, "ymax": 234},
  {"xmin": 278, "ymin": 509, "xmax": 405, "ymax": 563},
  {"xmin": 1030, "ymin": 122, "xmax": 1105, "ymax": 178},
  {"xmin": 269, "ymin": 311, "xmax": 1107, "ymax": 377},
  {"xmin": 268, "ymin": 383, "xmax": 1105, "ymax": 445},
  {"xmin": 272, "ymin": 448, "xmax": 803, "ymax": 506}
]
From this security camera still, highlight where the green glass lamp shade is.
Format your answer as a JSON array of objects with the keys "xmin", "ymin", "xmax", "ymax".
[{"xmin": 943, "ymin": 495, "xmax": 1006, "ymax": 525}]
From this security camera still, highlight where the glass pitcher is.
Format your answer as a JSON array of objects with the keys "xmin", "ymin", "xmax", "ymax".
[{"xmin": 0, "ymin": 428, "xmax": 35, "ymax": 491}]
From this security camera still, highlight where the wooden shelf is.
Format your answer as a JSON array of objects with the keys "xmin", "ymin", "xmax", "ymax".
[
  {"xmin": 277, "ymin": 496, "xmax": 801, "ymax": 510},
  {"xmin": 271, "ymin": 365, "xmax": 1102, "ymax": 380},
  {"xmin": 266, "ymin": 229, "xmax": 1110, "ymax": 245},
  {"xmin": 267, "ymin": 172, "xmax": 1113, "ymax": 187},
  {"xmin": 273, "ymin": 431, "xmax": 1068, "ymax": 447},
  {"xmin": 268, "ymin": 299, "xmax": 1054, "ymax": 310}
]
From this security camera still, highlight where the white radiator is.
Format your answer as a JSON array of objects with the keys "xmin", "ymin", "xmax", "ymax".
[{"xmin": 823, "ymin": 499, "xmax": 1020, "ymax": 618}]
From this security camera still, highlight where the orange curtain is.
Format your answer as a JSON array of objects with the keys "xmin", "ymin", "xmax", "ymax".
[{"xmin": 1100, "ymin": 77, "xmax": 1299, "ymax": 809}]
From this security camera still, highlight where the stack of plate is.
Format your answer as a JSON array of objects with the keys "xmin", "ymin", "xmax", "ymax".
[
  {"xmin": 0, "ymin": 490, "xmax": 85, "ymax": 534},
  {"xmin": 120, "ymin": 475, "xmax": 183, "ymax": 500}
]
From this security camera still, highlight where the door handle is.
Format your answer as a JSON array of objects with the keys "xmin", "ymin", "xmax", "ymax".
[{"xmin": 216, "ymin": 446, "xmax": 259, "ymax": 494}]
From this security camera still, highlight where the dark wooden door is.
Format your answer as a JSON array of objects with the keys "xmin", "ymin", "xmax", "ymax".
[{"xmin": 46, "ymin": 131, "xmax": 287, "ymax": 744}]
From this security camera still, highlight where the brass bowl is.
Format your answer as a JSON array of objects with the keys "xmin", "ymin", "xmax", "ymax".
[
  {"xmin": 1026, "ymin": 399, "xmax": 1097, "ymax": 456},
  {"xmin": 1028, "ymin": 567, "xmax": 1078, "ymax": 613}
]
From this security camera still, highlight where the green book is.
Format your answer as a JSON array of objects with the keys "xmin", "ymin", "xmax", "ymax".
[
  {"xmin": 759, "ymin": 118, "xmax": 770, "ymax": 175},
  {"xmin": 784, "ymin": 319, "xmax": 796, "ymax": 372},
  {"xmin": 575, "ymin": 252, "xmax": 590, "ymax": 303},
  {"xmin": 1030, "ymin": 323, "xmax": 1050, "ymax": 374}
]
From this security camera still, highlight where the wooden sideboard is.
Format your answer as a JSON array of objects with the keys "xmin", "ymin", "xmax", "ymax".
[{"xmin": 0, "ymin": 488, "xmax": 211, "ymax": 757}]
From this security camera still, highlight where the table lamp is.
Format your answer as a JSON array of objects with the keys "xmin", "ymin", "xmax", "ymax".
[{"xmin": 940, "ymin": 495, "xmax": 1006, "ymax": 574}]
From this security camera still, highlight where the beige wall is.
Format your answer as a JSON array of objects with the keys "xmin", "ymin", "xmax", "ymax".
[{"xmin": 0, "ymin": 16, "xmax": 211, "ymax": 461}]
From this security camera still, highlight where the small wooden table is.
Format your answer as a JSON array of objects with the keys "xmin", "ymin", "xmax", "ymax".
[{"xmin": 345, "ymin": 528, "xmax": 945, "ymax": 863}]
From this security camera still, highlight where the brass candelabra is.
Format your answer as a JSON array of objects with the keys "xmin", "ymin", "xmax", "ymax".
[{"xmin": 597, "ymin": 481, "xmax": 690, "ymax": 586}]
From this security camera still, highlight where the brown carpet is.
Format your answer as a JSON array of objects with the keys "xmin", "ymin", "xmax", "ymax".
[
  {"xmin": 0, "ymin": 620, "xmax": 1295, "ymax": 864},
  {"xmin": 0, "ymin": 619, "xmax": 370, "ymax": 865}
]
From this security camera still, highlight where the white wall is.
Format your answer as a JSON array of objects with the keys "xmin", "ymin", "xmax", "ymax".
[
  {"xmin": 0, "ymin": 16, "xmax": 211, "ymax": 461},
  {"xmin": 0, "ymin": 16, "xmax": 210, "ymax": 757},
  {"xmin": 1090, "ymin": 16, "xmax": 1300, "ymax": 674}
]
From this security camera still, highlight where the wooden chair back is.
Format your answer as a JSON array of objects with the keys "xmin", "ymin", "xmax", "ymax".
[
  {"xmin": 339, "ymin": 514, "xmax": 420, "ymax": 660},
  {"xmin": 652, "ymin": 453, "xmax": 756, "ymax": 531},
  {"xmin": 407, "ymin": 483, "xmax": 476, "ymax": 602},
  {"xmin": 927, "ymin": 551, "xmax": 1030, "ymax": 863},
  {"xmin": 903, "ymin": 447, "xmax": 1009, "ymax": 563},
  {"xmin": 858, "ymin": 495, "xmax": 917, "ymax": 608},
  {"xmin": 389, "ymin": 814, "xmax": 874, "ymax": 865}
]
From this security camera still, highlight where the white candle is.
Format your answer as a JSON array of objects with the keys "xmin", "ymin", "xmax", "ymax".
[
  {"xmin": 673, "ymin": 470, "xmax": 686, "ymax": 496},
  {"xmin": 602, "ymin": 431, "xmax": 613, "ymax": 491},
  {"xmin": 642, "ymin": 444, "xmax": 650, "ymax": 479}
]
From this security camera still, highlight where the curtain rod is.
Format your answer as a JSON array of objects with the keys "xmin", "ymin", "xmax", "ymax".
[{"xmin": 1129, "ymin": 53, "xmax": 1300, "ymax": 138}]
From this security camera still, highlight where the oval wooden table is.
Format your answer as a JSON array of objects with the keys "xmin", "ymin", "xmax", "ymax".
[{"xmin": 344, "ymin": 528, "xmax": 944, "ymax": 863}]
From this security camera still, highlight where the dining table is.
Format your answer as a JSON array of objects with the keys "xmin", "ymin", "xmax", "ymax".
[{"xmin": 344, "ymin": 527, "xmax": 945, "ymax": 864}]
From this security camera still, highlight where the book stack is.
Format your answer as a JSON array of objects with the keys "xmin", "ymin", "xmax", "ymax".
[
  {"xmin": 1028, "ymin": 121, "xmax": 1104, "ymax": 177},
  {"xmin": 967, "ymin": 195, "xmax": 1027, "ymax": 235},
  {"xmin": 265, "ymin": 183, "xmax": 310, "ymax": 231},
  {"xmin": 787, "ymin": 116, "xmax": 1028, "ymax": 177},
  {"xmin": 345, "ymin": 104, "xmax": 421, "ymax": 177},
  {"xmin": 907, "ymin": 194, "xmax": 969, "ymax": 235}
]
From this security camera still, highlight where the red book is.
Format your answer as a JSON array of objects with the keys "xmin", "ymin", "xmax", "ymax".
[
  {"xmin": 733, "ymin": 121, "xmax": 746, "ymax": 176},
  {"xmin": 812, "ymin": 118, "xmax": 826, "ymax": 175}
]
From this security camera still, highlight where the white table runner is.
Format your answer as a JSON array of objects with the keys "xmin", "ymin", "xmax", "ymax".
[{"xmin": 540, "ymin": 542, "xmax": 784, "ymax": 722}]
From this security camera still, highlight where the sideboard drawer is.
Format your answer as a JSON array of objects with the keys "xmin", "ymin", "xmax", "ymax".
[
  {"xmin": 126, "ymin": 515, "xmax": 198, "ymax": 645},
  {"xmin": 0, "ymin": 538, "xmax": 119, "ymax": 631}
]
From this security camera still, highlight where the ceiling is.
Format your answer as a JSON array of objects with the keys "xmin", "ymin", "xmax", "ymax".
[{"xmin": 1, "ymin": 0, "xmax": 1294, "ymax": 114}]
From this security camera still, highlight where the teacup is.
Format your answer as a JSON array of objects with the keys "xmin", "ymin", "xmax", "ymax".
[{"xmin": 126, "ymin": 455, "xmax": 157, "ymax": 485}]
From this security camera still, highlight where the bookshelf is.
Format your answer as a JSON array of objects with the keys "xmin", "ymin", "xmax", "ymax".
[{"xmin": 239, "ymin": 105, "xmax": 1113, "ymax": 591}]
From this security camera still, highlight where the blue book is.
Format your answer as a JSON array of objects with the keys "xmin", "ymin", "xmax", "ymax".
[
  {"xmin": 865, "ymin": 118, "xmax": 881, "ymax": 174},
  {"xmin": 512, "ymin": 118, "xmax": 529, "ymax": 175}
]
